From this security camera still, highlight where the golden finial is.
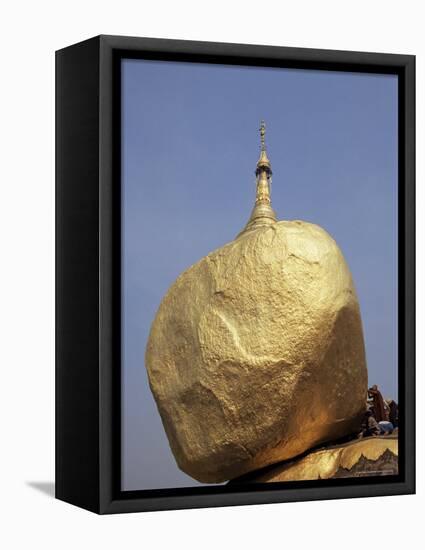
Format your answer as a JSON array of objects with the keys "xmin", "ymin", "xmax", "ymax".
[
  {"xmin": 256, "ymin": 120, "xmax": 272, "ymax": 173},
  {"xmin": 260, "ymin": 120, "xmax": 266, "ymax": 151}
]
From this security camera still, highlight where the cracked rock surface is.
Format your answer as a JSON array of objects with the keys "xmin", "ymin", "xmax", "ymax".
[{"xmin": 146, "ymin": 221, "xmax": 368, "ymax": 483}]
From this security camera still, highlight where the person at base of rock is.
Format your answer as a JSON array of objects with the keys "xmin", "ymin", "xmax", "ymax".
[
  {"xmin": 387, "ymin": 399, "xmax": 399, "ymax": 428},
  {"xmin": 358, "ymin": 409, "xmax": 381, "ymax": 438},
  {"xmin": 378, "ymin": 420, "xmax": 394, "ymax": 435},
  {"xmin": 368, "ymin": 385, "xmax": 389, "ymax": 423}
]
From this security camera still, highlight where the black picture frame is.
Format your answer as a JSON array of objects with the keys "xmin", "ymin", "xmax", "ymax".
[{"xmin": 56, "ymin": 35, "xmax": 415, "ymax": 514}]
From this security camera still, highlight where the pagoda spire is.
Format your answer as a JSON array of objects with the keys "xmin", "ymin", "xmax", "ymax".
[{"xmin": 238, "ymin": 121, "xmax": 277, "ymax": 237}]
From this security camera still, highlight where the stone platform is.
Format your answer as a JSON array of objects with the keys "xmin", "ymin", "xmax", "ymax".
[{"xmin": 229, "ymin": 436, "xmax": 398, "ymax": 483}]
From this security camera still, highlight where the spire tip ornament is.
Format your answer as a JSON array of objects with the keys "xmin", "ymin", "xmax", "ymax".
[
  {"xmin": 238, "ymin": 121, "xmax": 277, "ymax": 237},
  {"xmin": 260, "ymin": 120, "xmax": 266, "ymax": 151}
]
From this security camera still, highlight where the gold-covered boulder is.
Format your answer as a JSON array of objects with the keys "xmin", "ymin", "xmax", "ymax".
[{"xmin": 145, "ymin": 122, "xmax": 368, "ymax": 483}]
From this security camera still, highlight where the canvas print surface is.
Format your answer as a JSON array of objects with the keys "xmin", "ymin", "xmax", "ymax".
[{"xmin": 121, "ymin": 59, "xmax": 398, "ymax": 491}]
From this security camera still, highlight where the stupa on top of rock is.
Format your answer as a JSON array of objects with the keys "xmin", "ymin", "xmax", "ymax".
[
  {"xmin": 145, "ymin": 122, "xmax": 368, "ymax": 484},
  {"xmin": 238, "ymin": 121, "xmax": 277, "ymax": 236}
]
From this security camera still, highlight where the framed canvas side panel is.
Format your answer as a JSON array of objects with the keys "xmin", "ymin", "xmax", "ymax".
[
  {"xmin": 98, "ymin": 36, "xmax": 119, "ymax": 513},
  {"xmin": 55, "ymin": 36, "xmax": 102, "ymax": 513}
]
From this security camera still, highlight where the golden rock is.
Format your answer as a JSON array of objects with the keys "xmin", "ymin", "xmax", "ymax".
[
  {"xmin": 146, "ymin": 219, "xmax": 368, "ymax": 483},
  {"xmin": 231, "ymin": 437, "xmax": 398, "ymax": 482},
  {"xmin": 145, "ymin": 122, "xmax": 367, "ymax": 483}
]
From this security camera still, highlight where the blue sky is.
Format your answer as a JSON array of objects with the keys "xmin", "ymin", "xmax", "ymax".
[{"xmin": 121, "ymin": 59, "xmax": 398, "ymax": 490}]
